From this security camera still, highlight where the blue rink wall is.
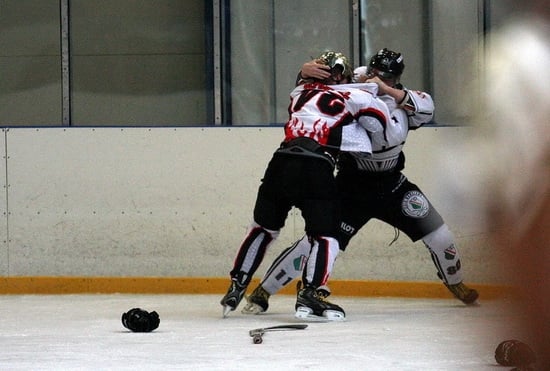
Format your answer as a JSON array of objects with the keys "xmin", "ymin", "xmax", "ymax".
[{"xmin": 0, "ymin": 127, "xmax": 511, "ymax": 295}]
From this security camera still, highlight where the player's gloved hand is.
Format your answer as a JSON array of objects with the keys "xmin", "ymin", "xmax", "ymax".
[{"xmin": 121, "ymin": 308, "xmax": 160, "ymax": 332}]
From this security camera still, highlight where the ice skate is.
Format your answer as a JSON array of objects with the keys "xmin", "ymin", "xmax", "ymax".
[
  {"xmin": 445, "ymin": 281, "xmax": 479, "ymax": 305},
  {"xmin": 295, "ymin": 283, "xmax": 345, "ymax": 321},
  {"xmin": 316, "ymin": 285, "xmax": 331, "ymax": 299},
  {"xmin": 241, "ymin": 285, "xmax": 270, "ymax": 314},
  {"xmin": 220, "ymin": 279, "xmax": 247, "ymax": 317}
]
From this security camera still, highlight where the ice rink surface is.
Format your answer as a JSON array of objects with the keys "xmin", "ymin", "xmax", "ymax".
[{"xmin": 0, "ymin": 294, "xmax": 524, "ymax": 370}]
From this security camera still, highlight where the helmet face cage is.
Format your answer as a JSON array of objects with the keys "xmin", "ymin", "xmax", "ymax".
[
  {"xmin": 368, "ymin": 48, "xmax": 405, "ymax": 79},
  {"xmin": 317, "ymin": 51, "xmax": 353, "ymax": 83}
]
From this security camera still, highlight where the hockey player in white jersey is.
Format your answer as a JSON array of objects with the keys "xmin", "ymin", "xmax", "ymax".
[
  {"xmin": 220, "ymin": 51, "xmax": 392, "ymax": 320},
  {"xmin": 242, "ymin": 48, "xmax": 479, "ymax": 316}
]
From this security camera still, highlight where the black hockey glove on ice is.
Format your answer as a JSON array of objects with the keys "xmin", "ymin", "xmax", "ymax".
[{"xmin": 122, "ymin": 308, "xmax": 160, "ymax": 332}]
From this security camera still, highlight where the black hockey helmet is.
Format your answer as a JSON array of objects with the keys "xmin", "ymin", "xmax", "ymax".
[{"xmin": 368, "ymin": 48, "xmax": 405, "ymax": 78}]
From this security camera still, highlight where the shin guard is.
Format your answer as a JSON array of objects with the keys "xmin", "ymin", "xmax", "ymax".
[
  {"xmin": 422, "ymin": 224, "xmax": 463, "ymax": 285},
  {"xmin": 303, "ymin": 236, "xmax": 340, "ymax": 287},
  {"xmin": 260, "ymin": 235, "xmax": 311, "ymax": 295}
]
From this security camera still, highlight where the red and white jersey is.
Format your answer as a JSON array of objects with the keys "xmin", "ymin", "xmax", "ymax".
[{"xmin": 285, "ymin": 82, "xmax": 391, "ymax": 154}]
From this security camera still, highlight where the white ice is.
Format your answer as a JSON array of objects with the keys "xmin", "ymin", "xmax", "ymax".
[{"xmin": 0, "ymin": 294, "xmax": 521, "ymax": 370}]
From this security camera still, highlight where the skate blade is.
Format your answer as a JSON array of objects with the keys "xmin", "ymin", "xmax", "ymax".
[
  {"xmin": 294, "ymin": 307, "xmax": 345, "ymax": 322},
  {"xmin": 222, "ymin": 305, "xmax": 234, "ymax": 318},
  {"xmin": 241, "ymin": 302, "xmax": 265, "ymax": 315},
  {"xmin": 323, "ymin": 310, "xmax": 345, "ymax": 321}
]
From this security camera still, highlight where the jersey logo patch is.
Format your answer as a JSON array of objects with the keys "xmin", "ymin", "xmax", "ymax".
[{"xmin": 401, "ymin": 191, "xmax": 429, "ymax": 218}]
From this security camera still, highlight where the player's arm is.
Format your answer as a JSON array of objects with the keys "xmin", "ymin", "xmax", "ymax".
[
  {"xmin": 366, "ymin": 76, "xmax": 406, "ymax": 103},
  {"xmin": 397, "ymin": 89, "xmax": 434, "ymax": 128},
  {"xmin": 367, "ymin": 75, "xmax": 434, "ymax": 128},
  {"xmin": 355, "ymin": 95, "xmax": 393, "ymax": 137},
  {"xmin": 295, "ymin": 59, "xmax": 331, "ymax": 85}
]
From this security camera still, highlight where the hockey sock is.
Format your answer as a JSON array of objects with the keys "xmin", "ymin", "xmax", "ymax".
[
  {"xmin": 303, "ymin": 236, "xmax": 339, "ymax": 287},
  {"xmin": 260, "ymin": 235, "xmax": 311, "ymax": 295},
  {"xmin": 422, "ymin": 224, "xmax": 463, "ymax": 285},
  {"xmin": 231, "ymin": 221, "xmax": 280, "ymax": 285}
]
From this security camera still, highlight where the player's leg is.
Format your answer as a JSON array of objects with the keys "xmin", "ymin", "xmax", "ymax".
[
  {"xmin": 221, "ymin": 221, "xmax": 281, "ymax": 314},
  {"xmin": 334, "ymin": 162, "xmax": 376, "ymax": 252},
  {"xmin": 289, "ymin": 158, "xmax": 345, "ymax": 320},
  {"xmin": 221, "ymin": 158, "xmax": 291, "ymax": 315},
  {"xmin": 295, "ymin": 182, "xmax": 345, "ymax": 320},
  {"xmin": 385, "ymin": 179, "xmax": 478, "ymax": 304},
  {"xmin": 261, "ymin": 235, "xmax": 310, "ymax": 293},
  {"xmin": 295, "ymin": 234, "xmax": 345, "ymax": 320},
  {"xmin": 421, "ymin": 223, "xmax": 462, "ymax": 285},
  {"xmin": 244, "ymin": 165, "xmax": 373, "ymax": 314},
  {"xmin": 422, "ymin": 224, "xmax": 478, "ymax": 304},
  {"xmin": 242, "ymin": 234, "xmax": 311, "ymax": 314},
  {"xmin": 243, "ymin": 195, "xmax": 370, "ymax": 315}
]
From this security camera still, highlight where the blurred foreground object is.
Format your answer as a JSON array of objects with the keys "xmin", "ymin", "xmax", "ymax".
[{"xmin": 481, "ymin": 9, "xmax": 549, "ymax": 371}]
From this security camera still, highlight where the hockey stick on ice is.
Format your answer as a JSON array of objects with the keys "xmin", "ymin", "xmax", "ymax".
[{"xmin": 249, "ymin": 324, "xmax": 308, "ymax": 344}]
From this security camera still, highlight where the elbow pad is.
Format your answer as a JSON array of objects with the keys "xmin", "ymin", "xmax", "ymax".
[{"xmin": 399, "ymin": 89, "xmax": 435, "ymax": 128}]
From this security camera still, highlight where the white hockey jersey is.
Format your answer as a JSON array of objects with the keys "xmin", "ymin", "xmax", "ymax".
[
  {"xmin": 334, "ymin": 82, "xmax": 435, "ymax": 172},
  {"xmin": 285, "ymin": 82, "xmax": 392, "ymax": 155}
]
